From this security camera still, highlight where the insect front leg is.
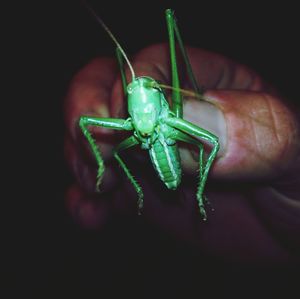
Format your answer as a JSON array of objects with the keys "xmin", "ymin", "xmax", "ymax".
[
  {"xmin": 79, "ymin": 116, "xmax": 133, "ymax": 190},
  {"xmin": 166, "ymin": 118, "xmax": 219, "ymax": 220}
]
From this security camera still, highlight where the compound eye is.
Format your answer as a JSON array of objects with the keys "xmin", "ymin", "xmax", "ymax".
[{"xmin": 127, "ymin": 86, "xmax": 133, "ymax": 94}]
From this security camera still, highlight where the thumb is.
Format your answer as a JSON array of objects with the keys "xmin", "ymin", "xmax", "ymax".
[{"xmin": 182, "ymin": 90, "xmax": 299, "ymax": 180}]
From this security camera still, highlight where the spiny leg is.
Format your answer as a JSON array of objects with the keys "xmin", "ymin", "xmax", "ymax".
[
  {"xmin": 79, "ymin": 116, "xmax": 133, "ymax": 190},
  {"xmin": 165, "ymin": 9, "xmax": 203, "ymax": 119},
  {"xmin": 171, "ymin": 130, "xmax": 209, "ymax": 219},
  {"xmin": 113, "ymin": 136, "xmax": 144, "ymax": 214},
  {"xmin": 166, "ymin": 117, "xmax": 219, "ymax": 220}
]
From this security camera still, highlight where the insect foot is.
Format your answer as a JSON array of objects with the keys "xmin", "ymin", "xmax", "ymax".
[
  {"xmin": 137, "ymin": 196, "xmax": 144, "ymax": 216},
  {"xmin": 199, "ymin": 204, "xmax": 208, "ymax": 221},
  {"xmin": 95, "ymin": 170, "xmax": 104, "ymax": 192},
  {"xmin": 197, "ymin": 193, "xmax": 208, "ymax": 221}
]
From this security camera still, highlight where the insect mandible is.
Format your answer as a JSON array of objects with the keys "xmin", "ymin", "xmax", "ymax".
[{"xmin": 79, "ymin": 7, "xmax": 220, "ymax": 220}]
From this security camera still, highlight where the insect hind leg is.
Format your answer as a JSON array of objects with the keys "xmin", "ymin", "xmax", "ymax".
[
  {"xmin": 172, "ymin": 131, "xmax": 210, "ymax": 219},
  {"xmin": 166, "ymin": 117, "xmax": 220, "ymax": 220},
  {"xmin": 165, "ymin": 9, "xmax": 203, "ymax": 118}
]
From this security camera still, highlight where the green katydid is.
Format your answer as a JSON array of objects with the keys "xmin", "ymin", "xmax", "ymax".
[{"xmin": 79, "ymin": 8, "xmax": 219, "ymax": 220}]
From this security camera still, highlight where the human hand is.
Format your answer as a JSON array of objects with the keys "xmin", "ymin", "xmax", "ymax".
[{"xmin": 64, "ymin": 44, "xmax": 300, "ymax": 264}]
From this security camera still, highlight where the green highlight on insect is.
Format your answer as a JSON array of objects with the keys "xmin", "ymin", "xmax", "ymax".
[{"xmin": 79, "ymin": 7, "xmax": 219, "ymax": 220}]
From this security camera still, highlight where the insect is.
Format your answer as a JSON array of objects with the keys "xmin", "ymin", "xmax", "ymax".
[{"xmin": 79, "ymin": 7, "xmax": 219, "ymax": 220}]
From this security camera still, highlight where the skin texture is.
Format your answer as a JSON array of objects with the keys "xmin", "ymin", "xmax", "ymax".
[{"xmin": 64, "ymin": 44, "xmax": 300, "ymax": 265}]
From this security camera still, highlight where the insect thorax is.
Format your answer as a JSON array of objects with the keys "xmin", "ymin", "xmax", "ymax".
[{"xmin": 127, "ymin": 76, "xmax": 170, "ymax": 137}]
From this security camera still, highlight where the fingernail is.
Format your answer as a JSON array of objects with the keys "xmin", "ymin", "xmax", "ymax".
[{"xmin": 183, "ymin": 98, "xmax": 227, "ymax": 155}]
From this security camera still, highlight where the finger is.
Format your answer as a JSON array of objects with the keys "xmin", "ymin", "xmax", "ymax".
[
  {"xmin": 131, "ymin": 44, "xmax": 270, "ymax": 91},
  {"xmin": 64, "ymin": 138, "xmax": 118, "ymax": 193},
  {"xmin": 65, "ymin": 182, "xmax": 142, "ymax": 229},
  {"xmin": 65, "ymin": 58, "xmax": 123, "ymax": 191},
  {"xmin": 65, "ymin": 57, "xmax": 118, "ymax": 140},
  {"xmin": 65, "ymin": 45, "xmax": 299, "ymax": 188},
  {"xmin": 65, "ymin": 184, "xmax": 110, "ymax": 229},
  {"xmin": 129, "ymin": 44, "xmax": 299, "ymax": 179},
  {"xmin": 183, "ymin": 90, "xmax": 299, "ymax": 179},
  {"xmin": 141, "ymin": 181, "xmax": 290, "ymax": 263}
]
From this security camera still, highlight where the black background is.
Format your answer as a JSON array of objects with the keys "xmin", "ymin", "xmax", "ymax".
[{"xmin": 4, "ymin": 1, "xmax": 300, "ymax": 297}]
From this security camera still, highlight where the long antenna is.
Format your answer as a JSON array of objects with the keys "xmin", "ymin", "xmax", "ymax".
[
  {"xmin": 148, "ymin": 82, "xmax": 205, "ymax": 100},
  {"xmin": 83, "ymin": 2, "xmax": 136, "ymax": 81},
  {"xmin": 147, "ymin": 82, "xmax": 221, "ymax": 107}
]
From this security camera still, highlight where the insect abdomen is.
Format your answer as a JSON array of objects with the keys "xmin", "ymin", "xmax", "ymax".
[{"xmin": 149, "ymin": 140, "xmax": 181, "ymax": 190}]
